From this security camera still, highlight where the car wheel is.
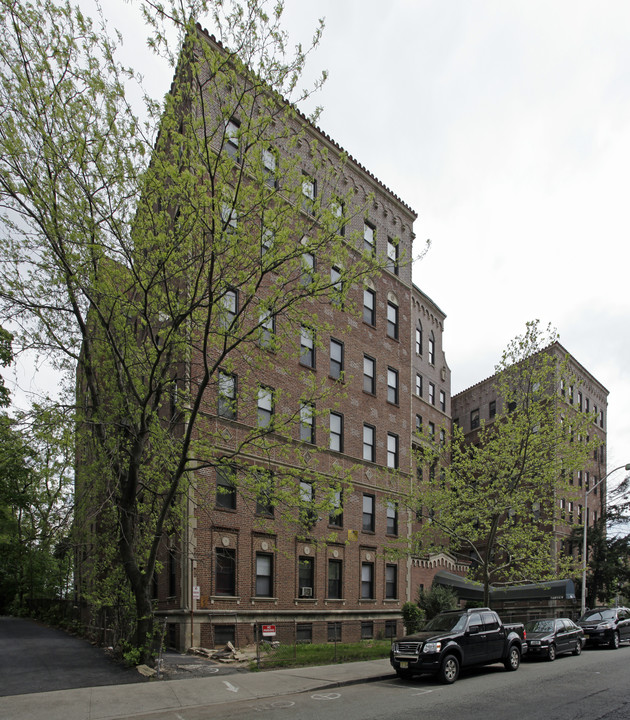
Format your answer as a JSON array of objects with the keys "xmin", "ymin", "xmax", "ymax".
[
  {"xmin": 609, "ymin": 632, "xmax": 620, "ymax": 650},
  {"xmin": 439, "ymin": 654, "xmax": 460, "ymax": 684},
  {"xmin": 573, "ymin": 640, "xmax": 582, "ymax": 656},
  {"xmin": 396, "ymin": 668, "xmax": 413, "ymax": 680},
  {"xmin": 547, "ymin": 644, "xmax": 556, "ymax": 662},
  {"xmin": 504, "ymin": 645, "xmax": 521, "ymax": 671}
]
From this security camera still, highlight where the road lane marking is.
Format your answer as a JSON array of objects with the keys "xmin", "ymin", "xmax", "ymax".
[
  {"xmin": 311, "ymin": 692, "xmax": 341, "ymax": 700},
  {"xmin": 223, "ymin": 680, "xmax": 239, "ymax": 692}
]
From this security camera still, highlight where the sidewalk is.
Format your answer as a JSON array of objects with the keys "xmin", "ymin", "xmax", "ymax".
[{"xmin": 0, "ymin": 657, "xmax": 394, "ymax": 720}]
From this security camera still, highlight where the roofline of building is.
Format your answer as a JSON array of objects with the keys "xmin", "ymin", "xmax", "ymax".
[
  {"xmin": 452, "ymin": 340, "xmax": 609, "ymax": 400},
  {"xmin": 412, "ymin": 282, "xmax": 447, "ymax": 319},
  {"xmin": 193, "ymin": 23, "xmax": 418, "ymax": 222}
]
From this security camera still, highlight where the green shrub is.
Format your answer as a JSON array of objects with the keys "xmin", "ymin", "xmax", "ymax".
[
  {"xmin": 401, "ymin": 601, "xmax": 425, "ymax": 635},
  {"xmin": 417, "ymin": 585, "xmax": 458, "ymax": 620}
]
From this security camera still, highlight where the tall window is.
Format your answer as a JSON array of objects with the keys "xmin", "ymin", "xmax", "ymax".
[
  {"xmin": 330, "ymin": 412, "xmax": 343, "ymax": 452},
  {"xmin": 363, "ymin": 355, "xmax": 376, "ymax": 394},
  {"xmin": 415, "ymin": 414, "xmax": 422, "ymax": 433},
  {"xmin": 387, "ymin": 300, "xmax": 398, "ymax": 340},
  {"xmin": 220, "ymin": 289, "xmax": 237, "ymax": 329},
  {"xmin": 440, "ymin": 390, "xmax": 446, "ymax": 412},
  {"xmin": 301, "ymin": 251, "xmax": 315, "ymax": 286},
  {"xmin": 415, "ymin": 322, "xmax": 423, "ymax": 355},
  {"xmin": 416, "ymin": 373, "xmax": 423, "ymax": 397},
  {"xmin": 386, "ymin": 237, "xmax": 398, "ymax": 275},
  {"xmin": 261, "ymin": 226, "xmax": 274, "ymax": 255},
  {"xmin": 225, "ymin": 117, "xmax": 239, "ymax": 160},
  {"xmin": 361, "ymin": 562, "xmax": 374, "ymax": 599},
  {"xmin": 428, "ymin": 382, "xmax": 435, "ymax": 406},
  {"xmin": 218, "ymin": 371, "xmax": 237, "ymax": 419},
  {"xmin": 385, "ymin": 564, "xmax": 398, "ymax": 599},
  {"xmin": 259, "ymin": 311, "xmax": 275, "ymax": 349},
  {"xmin": 299, "ymin": 480, "xmax": 316, "ymax": 526},
  {"xmin": 301, "ymin": 173, "xmax": 316, "ymax": 214},
  {"xmin": 386, "ymin": 502, "xmax": 398, "ymax": 535},
  {"xmin": 387, "ymin": 433, "xmax": 399, "ymax": 469},
  {"xmin": 363, "ymin": 221, "xmax": 375, "ymax": 254},
  {"xmin": 262, "ymin": 147, "xmax": 277, "ymax": 187},
  {"xmin": 257, "ymin": 386, "xmax": 273, "ymax": 428},
  {"xmin": 300, "ymin": 402, "xmax": 315, "ymax": 443},
  {"xmin": 331, "ymin": 265, "xmax": 343, "ymax": 306},
  {"xmin": 428, "ymin": 331, "xmax": 435, "ymax": 364},
  {"xmin": 328, "ymin": 559, "xmax": 342, "ymax": 599},
  {"xmin": 221, "ymin": 202, "xmax": 237, "ymax": 232},
  {"xmin": 255, "ymin": 471, "xmax": 274, "ymax": 516},
  {"xmin": 363, "ymin": 287, "xmax": 375, "ymax": 325},
  {"xmin": 216, "ymin": 547, "xmax": 236, "ymax": 596},
  {"xmin": 330, "ymin": 338, "xmax": 344, "ymax": 379},
  {"xmin": 470, "ymin": 408, "xmax": 480, "ymax": 430},
  {"xmin": 489, "ymin": 400, "xmax": 496, "ymax": 419},
  {"xmin": 387, "ymin": 367, "xmax": 399, "ymax": 405},
  {"xmin": 216, "ymin": 465, "xmax": 236, "ymax": 509},
  {"xmin": 331, "ymin": 198, "xmax": 345, "ymax": 236},
  {"xmin": 363, "ymin": 424, "xmax": 375, "ymax": 462},
  {"xmin": 300, "ymin": 326, "xmax": 315, "ymax": 367},
  {"xmin": 362, "ymin": 494, "xmax": 375, "ymax": 532},
  {"xmin": 298, "ymin": 557, "xmax": 314, "ymax": 597},
  {"xmin": 168, "ymin": 548, "xmax": 177, "ymax": 597},
  {"xmin": 329, "ymin": 490, "xmax": 343, "ymax": 527},
  {"xmin": 255, "ymin": 554, "xmax": 273, "ymax": 597}
]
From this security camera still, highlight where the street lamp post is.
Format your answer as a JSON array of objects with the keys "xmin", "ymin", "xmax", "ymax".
[{"xmin": 581, "ymin": 463, "xmax": 630, "ymax": 615}]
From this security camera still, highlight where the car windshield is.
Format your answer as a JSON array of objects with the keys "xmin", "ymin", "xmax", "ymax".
[
  {"xmin": 423, "ymin": 614, "xmax": 468, "ymax": 633},
  {"xmin": 579, "ymin": 609, "xmax": 615, "ymax": 622},
  {"xmin": 525, "ymin": 620, "xmax": 555, "ymax": 634}
]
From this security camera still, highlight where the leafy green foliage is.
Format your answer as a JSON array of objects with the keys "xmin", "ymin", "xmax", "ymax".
[
  {"xmin": 417, "ymin": 584, "xmax": 458, "ymax": 620},
  {"xmin": 411, "ymin": 321, "xmax": 600, "ymax": 604},
  {"xmin": 574, "ymin": 507, "xmax": 630, "ymax": 608},
  {"xmin": 401, "ymin": 601, "xmax": 425, "ymax": 634},
  {"xmin": 0, "ymin": 404, "xmax": 73, "ymax": 612},
  {"xmin": 0, "ymin": 0, "xmax": 390, "ymax": 660}
]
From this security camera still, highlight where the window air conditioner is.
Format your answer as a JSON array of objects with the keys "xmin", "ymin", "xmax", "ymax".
[{"xmin": 301, "ymin": 587, "xmax": 313, "ymax": 598}]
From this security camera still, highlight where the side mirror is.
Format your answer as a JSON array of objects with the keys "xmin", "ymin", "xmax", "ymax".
[{"xmin": 468, "ymin": 624, "xmax": 481, "ymax": 635}]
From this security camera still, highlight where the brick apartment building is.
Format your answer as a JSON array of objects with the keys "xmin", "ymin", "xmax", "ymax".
[
  {"xmin": 135, "ymin": 25, "xmax": 453, "ymax": 651},
  {"xmin": 451, "ymin": 342, "xmax": 608, "ymax": 575},
  {"xmin": 75, "ymin": 23, "xmax": 609, "ymax": 652}
]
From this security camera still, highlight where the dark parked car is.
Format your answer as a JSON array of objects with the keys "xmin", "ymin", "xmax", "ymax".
[
  {"xmin": 390, "ymin": 608, "xmax": 526, "ymax": 684},
  {"xmin": 524, "ymin": 618, "xmax": 584, "ymax": 661},
  {"xmin": 577, "ymin": 607, "xmax": 630, "ymax": 649}
]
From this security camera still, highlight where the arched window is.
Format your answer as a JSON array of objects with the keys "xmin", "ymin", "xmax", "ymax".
[{"xmin": 415, "ymin": 321, "xmax": 423, "ymax": 355}]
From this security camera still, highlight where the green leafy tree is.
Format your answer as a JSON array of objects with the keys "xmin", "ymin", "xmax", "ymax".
[
  {"xmin": 411, "ymin": 322, "xmax": 599, "ymax": 606},
  {"xmin": 417, "ymin": 584, "xmax": 458, "ymax": 620},
  {"xmin": 0, "ymin": 331, "xmax": 73, "ymax": 611},
  {"xmin": 401, "ymin": 601, "xmax": 425, "ymax": 635},
  {"xmin": 574, "ymin": 507, "xmax": 630, "ymax": 609},
  {"xmin": 0, "ymin": 0, "xmax": 395, "ymax": 660}
]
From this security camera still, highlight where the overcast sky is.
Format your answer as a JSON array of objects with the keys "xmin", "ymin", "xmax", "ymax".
[
  {"xmin": 280, "ymin": 0, "xmax": 630, "ymax": 488},
  {"xmin": 46, "ymin": 1, "xmax": 630, "ymax": 492}
]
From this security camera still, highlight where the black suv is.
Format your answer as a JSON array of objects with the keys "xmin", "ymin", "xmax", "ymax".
[{"xmin": 576, "ymin": 607, "xmax": 630, "ymax": 649}]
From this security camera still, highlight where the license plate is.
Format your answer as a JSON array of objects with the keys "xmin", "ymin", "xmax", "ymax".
[
  {"xmin": 399, "ymin": 661, "xmax": 408, "ymax": 669},
  {"xmin": 584, "ymin": 634, "xmax": 589, "ymax": 639}
]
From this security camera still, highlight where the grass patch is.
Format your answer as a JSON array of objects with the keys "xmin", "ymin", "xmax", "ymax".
[{"xmin": 251, "ymin": 639, "xmax": 391, "ymax": 670}]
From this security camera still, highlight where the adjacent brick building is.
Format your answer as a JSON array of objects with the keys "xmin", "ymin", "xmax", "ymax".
[{"xmin": 451, "ymin": 342, "xmax": 608, "ymax": 574}]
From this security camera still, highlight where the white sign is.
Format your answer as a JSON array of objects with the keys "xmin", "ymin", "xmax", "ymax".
[{"xmin": 192, "ymin": 585, "xmax": 200, "ymax": 600}]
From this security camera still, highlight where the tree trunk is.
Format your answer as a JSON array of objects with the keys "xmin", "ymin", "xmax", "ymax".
[{"xmin": 134, "ymin": 585, "xmax": 155, "ymax": 664}]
